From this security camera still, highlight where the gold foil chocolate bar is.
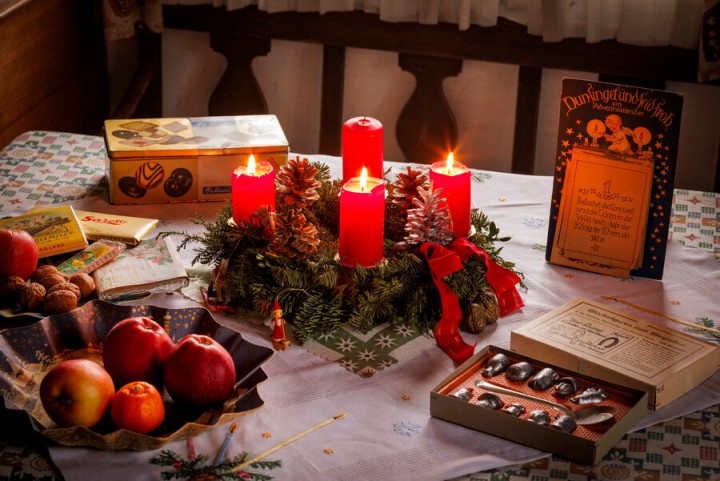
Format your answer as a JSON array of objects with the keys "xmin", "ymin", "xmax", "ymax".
[{"xmin": 75, "ymin": 210, "xmax": 158, "ymax": 245}]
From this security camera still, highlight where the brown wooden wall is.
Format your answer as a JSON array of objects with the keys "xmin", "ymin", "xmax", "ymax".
[{"xmin": 0, "ymin": 0, "xmax": 109, "ymax": 149}]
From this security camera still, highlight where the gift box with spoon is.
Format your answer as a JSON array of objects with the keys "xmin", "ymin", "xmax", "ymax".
[
  {"xmin": 510, "ymin": 298, "xmax": 720, "ymax": 411},
  {"xmin": 430, "ymin": 344, "xmax": 648, "ymax": 465}
]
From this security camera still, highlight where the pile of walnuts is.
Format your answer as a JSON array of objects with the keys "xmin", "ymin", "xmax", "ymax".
[{"xmin": 0, "ymin": 265, "xmax": 95, "ymax": 315}]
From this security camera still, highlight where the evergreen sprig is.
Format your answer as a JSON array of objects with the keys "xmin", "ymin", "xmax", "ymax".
[
  {"xmin": 150, "ymin": 449, "xmax": 282, "ymax": 480},
  {"xmin": 164, "ymin": 161, "xmax": 522, "ymax": 343}
]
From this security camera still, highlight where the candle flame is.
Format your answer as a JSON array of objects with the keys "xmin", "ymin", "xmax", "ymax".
[
  {"xmin": 359, "ymin": 167, "xmax": 368, "ymax": 192},
  {"xmin": 248, "ymin": 155, "xmax": 256, "ymax": 175},
  {"xmin": 446, "ymin": 152, "xmax": 454, "ymax": 174}
]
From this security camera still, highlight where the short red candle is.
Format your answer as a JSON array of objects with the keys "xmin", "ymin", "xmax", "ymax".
[
  {"xmin": 429, "ymin": 153, "xmax": 471, "ymax": 238},
  {"xmin": 339, "ymin": 168, "xmax": 386, "ymax": 267},
  {"xmin": 342, "ymin": 117, "xmax": 384, "ymax": 184},
  {"xmin": 231, "ymin": 155, "xmax": 276, "ymax": 224}
]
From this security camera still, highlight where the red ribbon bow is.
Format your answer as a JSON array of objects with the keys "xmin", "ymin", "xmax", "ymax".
[{"xmin": 420, "ymin": 238, "xmax": 523, "ymax": 364}]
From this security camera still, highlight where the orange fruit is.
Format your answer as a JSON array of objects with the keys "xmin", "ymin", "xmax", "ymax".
[{"xmin": 110, "ymin": 381, "xmax": 165, "ymax": 434}]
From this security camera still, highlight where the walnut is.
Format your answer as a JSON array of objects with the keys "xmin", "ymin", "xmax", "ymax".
[
  {"xmin": 18, "ymin": 282, "xmax": 46, "ymax": 311},
  {"xmin": 461, "ymin": 291, "xmax": 500, "ymax": 334},
  {"xmin": 69, "ymin": 273, "xmax": 95, "ymax": 298},
  {"xmin": 38, "ymin": 273, "xmax": 67, "ymax": 290},
  {"xmin": 30, "ymin": 265, "xmax": 59, "ymax": 283},
  {"xmin": 48, "ymin": 282, "xmax": 81, "ymax": 301},
  {"xmin": 0, "ymin": 276, "xmax": 27, "ymax": 306},
  {"xmin": 43, "ymin": 289, "xmax": 78, "ymax": 315}
]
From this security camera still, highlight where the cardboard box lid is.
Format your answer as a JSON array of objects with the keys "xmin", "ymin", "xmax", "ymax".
[
  {"xmin": 104, "ymin": 115, "xmax": 289, "ymax": 158},
  {"xmin": 510, "ymin": 298, "xmax": 720, "ymax": 410}
]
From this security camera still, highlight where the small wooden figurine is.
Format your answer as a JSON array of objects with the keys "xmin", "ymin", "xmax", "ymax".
[{"xmin": 271, "ymin": 300, "xmax": 290, "ymax": 350}]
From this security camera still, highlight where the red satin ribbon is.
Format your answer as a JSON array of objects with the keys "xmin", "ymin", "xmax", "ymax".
[
  {"xmin": 420, "ymin": 239, "xmax": 523, "ymax": 364},
  {"xmin": 447, "ymin": 238, "xmax": 524, "ymax": 316}
]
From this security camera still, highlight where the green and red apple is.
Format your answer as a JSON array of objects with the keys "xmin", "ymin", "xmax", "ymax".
[
  {"xmin": 39, "ymin": 358, "xmax": 115, "ymax": 428},
  {"xmin": 163, "ymin": 334, "xmax": 236, "ymax": 407},
  {"xmin": 102, "ymin": 316, "xmax": 174, "ymax": 387}
]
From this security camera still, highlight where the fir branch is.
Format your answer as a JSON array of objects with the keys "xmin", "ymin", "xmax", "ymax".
[
  {"xmin": 686, "ymin": 317, "xmax": 720, "ymax": 342},
  {"xmin": 248, "ymin": 459, "xmax": 284, "ymax": 470},
  {"xmin": 309, "ymin": 261, "xmax": 340, "ymax": 289},
  {"xmin": 311, "ymin": 161, "xmax": 333, "ymax": 184},
  {"xmin": 306, "ymin": 161, "xmax": 342, "ymax": 236},
  {"xmin": 294, "ymin": 292, "xmax": 347, "ymax": 343},
  {"xmin": 404, "ymin": 284, "xmax": 440, "ymax": 332},
  {"xmin": 468, "ymin": 209, "xmax": 525, "ymax": 287},
  {"xmin": 150, "ymin": 451, "xmax": 215, "ymax": 480},
  {"xmin": 444, "ymin": 256, "xmax": 489, "ymax": 302},
  {"xmin": 149, "ymin": 449, "xmax": 183, "ymax": 467},
  {"xmin": 269, "ymin": 264, "xmax": 307, "ymax": 288},
  {"xmin": 346, "ymin": 277, "xmax": 405, "ymax": 332},
  {"xmin": 214, "ymin": 451, "xmax": 281, "ymax": 480},
  {"xmin": 242, "ymin": 473, "xmax": 275, "ymax": 481},
  {"xmin": 151, "ymin": 449, "xmax": 281, "ymax": 481}
]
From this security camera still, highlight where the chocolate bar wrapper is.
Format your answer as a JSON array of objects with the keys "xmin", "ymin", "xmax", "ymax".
[
  {"xmin": 0, "ymin": 205, "xmax": 88, "ymax": 258},
  {"xmin": 56, "ymin": 240, "xmax": 126, "ymax": 276},
  {"xmin": 74, "ymin": 210, "xmax": 159, "ymax": 245},
  {"xmin": 92, "ymin": 237, "xmax": 188, "ymax": 301}
]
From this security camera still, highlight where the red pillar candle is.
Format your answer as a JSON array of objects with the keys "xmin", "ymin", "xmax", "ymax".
[
  {"xmin": 342, "ymin": 117, "xmax": 384, "ymax": 184},
  {"xmin": 429, "ymin": 153, "xmax": 471, "ymax": 238},
  {"xmin": 339, "ymin": 168, "xmax": 386, "ymax": 267},
  {"xmin": 231, "ymin": 155, "xmax": 276, "ymax": 224}
]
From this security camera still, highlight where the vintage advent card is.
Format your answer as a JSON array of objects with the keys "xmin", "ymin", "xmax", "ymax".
[{"xmin": 546, "ymin": 78, "xmax": 684, "ymax": 279}]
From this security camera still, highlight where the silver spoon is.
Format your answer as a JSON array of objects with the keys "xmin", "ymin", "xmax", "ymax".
[{"xmin": 474, "ymin": 379, "xmax": 616, "ymax": 425}]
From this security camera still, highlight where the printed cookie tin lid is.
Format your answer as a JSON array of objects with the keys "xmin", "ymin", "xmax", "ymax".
[{"xmin": 104, "ymin": 115, "xmax": 289, "ymax": 158}]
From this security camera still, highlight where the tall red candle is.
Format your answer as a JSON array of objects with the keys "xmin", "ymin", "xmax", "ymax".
[
  {"xmin": 339, "ymin": 168, "xmax": 386, "ymax": 267},
  {"xmin": 231, "ymin": 155, "xmax": 276, "ymax": 224},
  {"xmin": 342, "ymin": 117, "xmax": 384, "ymax": 184},
  {"xmin": 429, "ymin": 153, "xmax": 471, "ymax": 238}
]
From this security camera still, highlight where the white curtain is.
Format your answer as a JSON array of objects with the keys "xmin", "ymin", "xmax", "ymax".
[{"xmin": 163, "ymin": 0, "xmax": 705, "ymax": 48}]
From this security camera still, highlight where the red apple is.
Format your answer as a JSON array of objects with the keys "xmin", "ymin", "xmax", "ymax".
[
  {"xmin": 163, "ymin": 334, "xmax": 236, "ymax": 407},
  {"xmin": 0, "ymin": 229, "xmax": 39, "ymax": 280},
  {"xmin": 102, "ymin": 316, "xmax": 174, "ymax": 388},
  {"xmin": 39, "ymin": 358, "xmax": 115, "ymax": 428}
]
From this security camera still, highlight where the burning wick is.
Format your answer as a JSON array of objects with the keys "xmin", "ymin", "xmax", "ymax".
[
  {"xmin": 359, "ymin": 167, "xmax": 368, "ymax": 193},
  {"xmin": 446, "ymin": 152, "xmax": 454, "ymax": 175}
]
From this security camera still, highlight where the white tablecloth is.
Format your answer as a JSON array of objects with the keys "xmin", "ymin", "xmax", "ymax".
[{"xmin": 34, "ymin": 155, "xmax": 720, "ymax": 481}]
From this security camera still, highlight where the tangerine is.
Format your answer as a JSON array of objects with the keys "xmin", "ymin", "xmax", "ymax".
[{"xmin": 110, "ymin": 381, "xmax": 165, "ymax": 434}]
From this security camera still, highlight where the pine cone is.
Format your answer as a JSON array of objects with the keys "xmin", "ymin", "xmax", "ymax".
[
  {"xmin": 276, "ymin": 156, "xmax": 321, "ymax": 208},
  {"xmin": 269, "ymin": 210, "xmax": 320, "ymax": 260},
  {"xmin": 391, "ymin": 166, "xmax": 428, "ymax": 215},
  {"xmin": 404, "ymin": 186, "xmax": 454, "ymax": 245}
]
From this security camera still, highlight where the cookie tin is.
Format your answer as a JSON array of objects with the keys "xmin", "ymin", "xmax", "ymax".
[{"xmin": 104, "ymin": 115, "xmax": 289, "ymax": 205}]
